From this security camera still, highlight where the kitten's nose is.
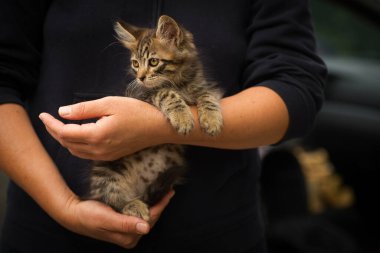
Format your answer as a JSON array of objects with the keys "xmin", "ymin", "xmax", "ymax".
[{"xmin": 137, "ymin": 69, "xmax": 147, "ymax": 82}]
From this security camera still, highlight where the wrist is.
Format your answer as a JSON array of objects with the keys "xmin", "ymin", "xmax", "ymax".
[
  {"xmin": 45, "ymin": 186, "xmax": 81, "ymax": 229},
  {"xmin": 158, "ymin": 106, "xmax": 208, "ymax": 146},
  {"xmin": 146, "ymin": 105, "xmax": 177, "ymax": 145},
  {"xmin": 138, "ymin": 101, "xmax": 212, "ymax": 147}
]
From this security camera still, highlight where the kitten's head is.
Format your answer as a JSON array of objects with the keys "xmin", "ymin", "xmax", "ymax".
[{"xmin": 115, "ymin": 15, "xmax": 198, "ymax": 88}]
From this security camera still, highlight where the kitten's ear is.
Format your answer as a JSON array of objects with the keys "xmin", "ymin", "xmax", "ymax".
[
  {"xmin": 156, "ymin": 15, "xmax": 183, "ymax": 46},
  {"xmin": 114, "ymin": 20, "xmax": 138, "ymax": 49}
]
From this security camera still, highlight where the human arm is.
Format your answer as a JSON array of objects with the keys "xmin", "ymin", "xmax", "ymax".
[
  {"xmin": 38, "ymin": 0, "xmax": 326, "ymax": 161},
  {"xmin": 0, "ymin": 103, "xmax": 175, "ymax": 248},
  {"xmin": 38, "ymin": 85, "xmax": 288, "ymax": 161},
  {"xmin": 0, "ymin": 0, "xmax": 176, "ymax": 248}
]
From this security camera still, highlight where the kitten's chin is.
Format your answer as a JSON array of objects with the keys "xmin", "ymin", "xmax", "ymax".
[
  {"xmin": 138, "ymin": 79, "xmax": 165, "ymax": 89},
  {"xmin": 141, "ymin": 82, "xmax": 159, "ymax": 89}
]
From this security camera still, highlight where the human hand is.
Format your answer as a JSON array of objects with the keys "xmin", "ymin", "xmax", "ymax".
[
  {"xmin": 39, "ymin": 96, "xmax": 169, "ymax": 161},
  {"xmin": 61, "ymin": 190, "xmax": 175, "ymax": 249}
]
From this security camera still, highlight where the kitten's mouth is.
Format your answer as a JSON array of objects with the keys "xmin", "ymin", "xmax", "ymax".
[{"xmin": 136, "ymin": 78, "xmax": 161, "ymax": 88}]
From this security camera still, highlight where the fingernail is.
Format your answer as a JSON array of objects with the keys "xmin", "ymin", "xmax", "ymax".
[
  {"xmin": 38, "ymin": 113, "xmax": 49, "ymax": 122},
  {"xmin": 59, "ymin": 106, "xmax": 71, "ymax": 116},
  {"xmin": 136, "ymin": 222, "xmax": 149, "ymax": 234}
]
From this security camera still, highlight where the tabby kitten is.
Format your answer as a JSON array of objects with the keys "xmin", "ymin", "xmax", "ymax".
[{"xmin": 88, "ymin": 15, "xmax": 223, "ymax": 222}]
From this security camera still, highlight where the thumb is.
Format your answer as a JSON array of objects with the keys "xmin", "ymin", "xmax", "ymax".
[
  {"xmin": 106, "ymin": 212, "xmax": 151, "ymax": 235},
  {"xmin": 58, "ymin": 97, "xmax": 111, "ymax": 120}
]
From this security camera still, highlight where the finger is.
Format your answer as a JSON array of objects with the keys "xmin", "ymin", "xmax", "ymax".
[
  {"xmin": 65, "ymin": 142, "xmax": 91, "ymax": 152},
  {"xmin": 58, "ymin": 97, "xmax": 113, "ymax": 120},
  {"xmin": 66, "ymin": 148, "xmax": 113, "ymax": 161},
  {"xmin": 45, "ymin": 125, "xmax": 64, "ymax": 146},
  {"xmin": 43, "ymin": 123, "xmax": 89, "ymax": 147},
  {"xmin": 49, "ymin": 121, "xmax": 99, "ymax": 144},
  {"xmin": 102, "ymin": 210, "xmax": 151, "ymax": 235},
  {"xmin": 62, "ymin": 123, "xmax": 99, "ymax": 143},
  {"xmin": 40, "ymin": 112, "xmax": 89, "ymax": 141},
  {"xmin": 39, "ymin": 113, "xmax": 67, "ymax": 144},
  {"xmin": 39, "ymin": 112, "xmax": 65, "ymax": 135},
  {"xmin": 44, "ymin": 124, "xmax": 95, "ymax": 159},
  {"xmin": 150, "ymin": 190, "xmax": 175, "ymax": 226},
  {"xmin": 67, "ymin": 147, "xmax": 94, "ymax": 160},
  {"xmin": 107, "ymin": 233, "xmax": 142, "ymax": 249}
]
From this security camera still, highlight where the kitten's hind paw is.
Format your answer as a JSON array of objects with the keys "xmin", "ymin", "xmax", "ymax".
[{"xmin": 122, "ymin": 199, "xmax": 150, "ymax": 222}]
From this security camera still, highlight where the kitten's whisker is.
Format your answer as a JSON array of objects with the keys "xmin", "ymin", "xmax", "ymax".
[
  {"xmin": 100, "ymin": 41, "xmax": 121, "ymax": 53},
  {"xmin": 126, "ymin": 79, "xmax": 140, "ymax": 96}
]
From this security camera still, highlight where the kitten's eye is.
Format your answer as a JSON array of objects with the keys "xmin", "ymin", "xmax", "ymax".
[
  {"xmin": 149, "ymin": 58, "xmax": 159, "ymax": 67},
  {"xmin": 132, "ymin": 60, "xmax": 139, "ymax": 68}
]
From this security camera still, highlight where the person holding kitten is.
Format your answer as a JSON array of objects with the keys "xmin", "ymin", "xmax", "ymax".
[{"xmin": 0, "ymin": 0, "xmax": 326, "ymax": 252}]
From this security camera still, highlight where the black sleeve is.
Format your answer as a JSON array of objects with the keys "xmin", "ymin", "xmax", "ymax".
[
  {"xmin": 242, "ymin": 0, "xmax": 327, "ymax": 141},
  {"xmin": 0, "ymin": 0, "xmax": 51, "ymax": 106}
]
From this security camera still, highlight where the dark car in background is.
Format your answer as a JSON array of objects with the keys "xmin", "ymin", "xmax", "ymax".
[{"xmin": 261, "ymin": 0, "xmax": 380, "ymax": 252}]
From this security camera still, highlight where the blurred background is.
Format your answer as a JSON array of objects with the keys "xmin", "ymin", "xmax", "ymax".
[
  {"xmin": 0, "ymin": 0, "xmax": 379, "ymax": 251},
  {"xmin": 261, "ymin": 0, "xmax": 380, "ymax": 252},
  {"xmin": 0, "ymin": 171, "xmax": 6, "ymax": 239}
]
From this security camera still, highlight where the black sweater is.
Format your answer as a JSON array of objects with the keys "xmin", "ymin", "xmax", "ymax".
[{"xmin": 0, "ymin": 0, "xmax": 326, "ymax": 252}]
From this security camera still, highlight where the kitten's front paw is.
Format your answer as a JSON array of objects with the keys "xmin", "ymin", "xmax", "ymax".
[
  {"xmin": 122, "ymin": 199, "xmax": 150, "ymax": 222},
  {"xmin": 169, "ymin": 111, "xmax": 194, "ymax": 135},
  {"xmin": 199, "ymin": 110, "xmax": 223, "ymax": 136}
]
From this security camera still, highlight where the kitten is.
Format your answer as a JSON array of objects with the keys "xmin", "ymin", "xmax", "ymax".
[{"xmin": 88, "ymin": 15, "xmax": 223, "ymax": 222}]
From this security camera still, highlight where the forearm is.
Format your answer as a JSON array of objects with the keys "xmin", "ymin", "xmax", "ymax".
[
  {"xmin": 0, "ymin": 104, "xmax": 78, "ymax": 225},
  {"xmin": 165, "ymin": 86, "xmax": 289, "ymax": 149},
  {"xmin": 38, "ymin": 86, "xmax": 288, "ymax": 160}
]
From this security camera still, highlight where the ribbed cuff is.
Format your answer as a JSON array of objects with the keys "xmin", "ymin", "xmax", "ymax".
[
  {"xmin": 0, "ymin": 86, "xmax": 24, "ymax": 106},
  {"xmin": 256, "ymin": 80, "xmax": 315, "ymax": 143}
]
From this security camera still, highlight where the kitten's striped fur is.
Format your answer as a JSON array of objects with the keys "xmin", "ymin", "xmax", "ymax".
[{"xmin": 88, "ymin": 15, "xmax": 223, "ymax": 221}]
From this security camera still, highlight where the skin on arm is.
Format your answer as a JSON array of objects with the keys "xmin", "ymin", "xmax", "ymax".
[
  {"xmin": 177, "ymin": 86, "xmax": 289, "ymax": 149},
  {"xmin": 39, "ymin": 86, "xmax": 289, "ymax": 161},
  {"xmin": 0, "ymin": 103, "xmax": 174, "ymax": 249}
]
